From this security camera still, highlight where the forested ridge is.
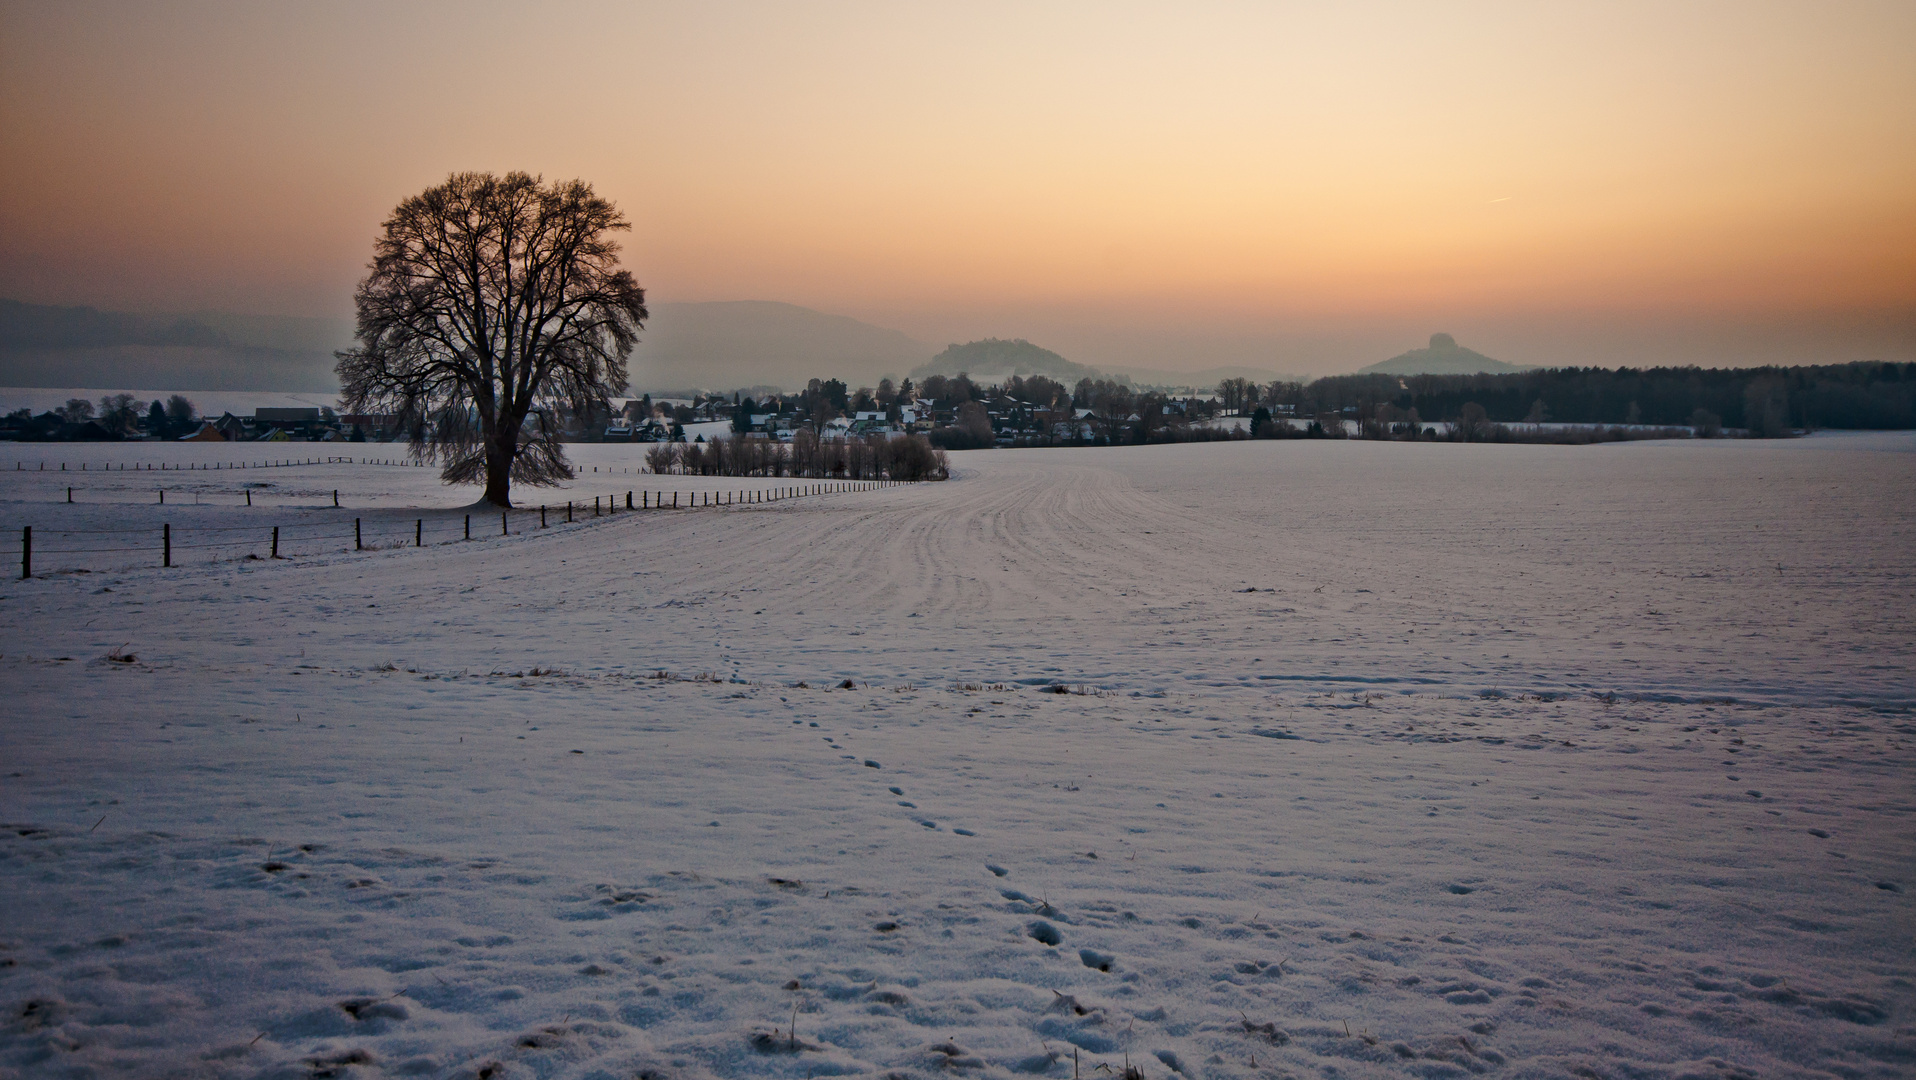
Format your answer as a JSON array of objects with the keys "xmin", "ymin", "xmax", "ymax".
[{"xmin": 1296, "ymin": 361, "xmax": 1915, "ymax": 430}]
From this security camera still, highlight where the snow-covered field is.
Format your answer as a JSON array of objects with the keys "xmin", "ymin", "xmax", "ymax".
[
  {"xmin": 2, "ymin": 433, "xmax": 1912, "ymax": 1079},
  {"xmin": 0, "ymin": 441, "xmax": 841, "ymax": 564}
]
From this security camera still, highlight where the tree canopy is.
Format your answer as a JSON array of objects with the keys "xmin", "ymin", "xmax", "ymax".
[{"xmin": 336, "ymin": 171, "xmax": 647, "ymax": 506}]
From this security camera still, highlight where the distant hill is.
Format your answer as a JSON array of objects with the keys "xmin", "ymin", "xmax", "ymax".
[
  {"xmin": 0, "ymin": 297, "xmax": 936, "ymax": 395},
  {"xmin": 630, "ymin": 301, "xmax": 930, "ymax": 393},
  {"xmin": 1358, "ymin": 333, "xmax": 1534, "ymax": 376},
  {"xmin": 0, "ymin": 298, "xmax": 352, "ymax": 391},
  {"xmin": 912, "ymin": 339, "xmax": 1103, "ymax": 384}
]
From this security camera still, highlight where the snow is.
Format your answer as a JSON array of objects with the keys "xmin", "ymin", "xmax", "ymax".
[
  {"xmin": 2, "ymin": 432, "xmax": 1912, "ymax": 1079},
  {"xmin": 679, "ymin": 422, "xmax": 735, "ymax": 444}
]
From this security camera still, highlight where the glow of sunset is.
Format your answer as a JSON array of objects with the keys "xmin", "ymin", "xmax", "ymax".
[{"xmin": 2, "ymin": 0, "xmax": 1911, "ymax": 372}]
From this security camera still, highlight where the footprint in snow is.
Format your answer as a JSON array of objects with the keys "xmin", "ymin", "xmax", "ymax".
[
  {"xmin": 339, "ymin": 998, "xmax": 409, "ymax": 1023},
  {"xmin": 1079, "ymin": 948, "xmax": 1114, "ymax": 972},
  {"xmin": 927, "ymin": 1042, "xmax": 986, "ymax": 1069},
  {"xmin": 748, "ymin": 1030, "xmax": 821, "ymax": 1054},
  {"xmin": 1239, "ymin": 1017, "xmax": 1289, "ymax": 1045}
]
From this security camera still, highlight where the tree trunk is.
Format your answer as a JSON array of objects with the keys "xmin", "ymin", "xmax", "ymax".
[{"xmin": 483, "ymin": 435, "xmax": 516, "ymax": 507}]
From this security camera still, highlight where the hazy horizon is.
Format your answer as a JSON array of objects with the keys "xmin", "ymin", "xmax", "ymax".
[
  {"xmin": 3, "ymin": 1, "xmax": 1912, "ymax": 379},
  {"xmin": 14, "ymin": 294, "xmax": 1908, "ymax": 399}
]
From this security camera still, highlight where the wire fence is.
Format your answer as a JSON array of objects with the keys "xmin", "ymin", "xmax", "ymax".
[
  {"xmin": 13, "ymin": 480, "xmax": 903, "ymax": 578},
  {"xmin": 10, "ymin": 456, "xmax": 427, "ymax": 473},
  {"xmin": 16, "ymin": 457, "xmax": 746, "ymax": 510},
  {"xmin": 10, "ymin": 457, "xmax": 723, "ymax": 475}
]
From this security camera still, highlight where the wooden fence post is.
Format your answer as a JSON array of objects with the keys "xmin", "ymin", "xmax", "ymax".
[
  {"xmin": 163, "ymin": 523, "xmax": 170, "ymax": 567},
  {"xmin": 465, "ymin": 515, "xmax": 471, "ymax": 540},
  {"xmin": 416, "ymin": 519, "xmax": 422, "ymax": 547},
  {"xmin": 272, "ymin": 526, "xmax": 279, "ymax": 559},
  {"xmin": 20, "ymin": 526, "xmax": 28, "ymax": 580},
  {"xmin": 355, "ymin": 518, "xmax": 361, "ymax": 550}
]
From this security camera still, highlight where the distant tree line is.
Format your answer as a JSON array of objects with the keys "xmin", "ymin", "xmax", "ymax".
[
  {"xmin": 3, "ymin": 394, "xmax": 201, "ymax": 440},
  {"xmin": 645, "ymin": 430, "xmax": 948, "ymax": 481},
  {"xmin": 1288, "ymin": 362, "xmax": 1915, "ymax": 434}
]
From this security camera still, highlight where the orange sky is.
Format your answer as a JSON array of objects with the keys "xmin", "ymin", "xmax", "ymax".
[{"xmin": 2, "ymin": 0, "xmax": 1912, "ymax": 373}]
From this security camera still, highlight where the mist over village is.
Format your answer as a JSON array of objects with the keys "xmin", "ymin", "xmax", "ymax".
[{"xmin": 1, "ymin": 4, "xmax": 1911, "ymax": 1080}]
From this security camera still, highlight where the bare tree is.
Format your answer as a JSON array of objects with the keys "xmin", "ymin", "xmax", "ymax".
[
  {"xmin": 645, "ymin": 442, "xmax": 676, "ymax": 475},
  {"xmin": 96, "ymin": 393, "xmax": 139, "ymax": 435},
  {"xmin": 1216, "ymin": 377, "xmax": 1255, "ymax": 416},
  {"xmin": 1452, "ymin": 401, "xmax": 1494, "ymax": 442},
  {"xmin": 336, "ymin": 172, "xmax": 648, "ymax": 506},
  {"xmin": 1216, "ymin": 378, "xmax": 1240, "ymax": 415},
  {"xmin": 956, "ymin": 401, "xmax": 994, "ymax": 446}
]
